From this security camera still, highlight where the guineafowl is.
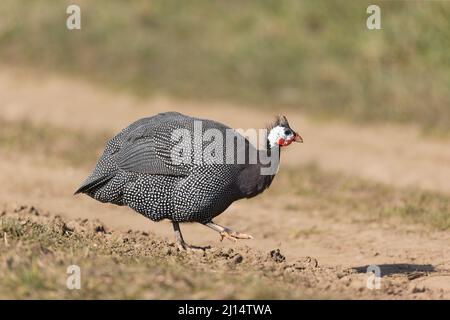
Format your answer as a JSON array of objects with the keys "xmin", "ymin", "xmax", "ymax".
[{"xmin": 75, "ymin": 112, "xmax": 302, "ymax": 250}]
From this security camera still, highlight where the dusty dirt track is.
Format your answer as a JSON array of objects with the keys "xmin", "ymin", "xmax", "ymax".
[{"xmin": 1, "ymin": 67, "xmax": 450, "ymax": 298}]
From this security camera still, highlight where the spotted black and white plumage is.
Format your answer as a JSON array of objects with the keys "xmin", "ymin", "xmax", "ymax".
[{"xmin": 75, "ymin": 112, "xmax": 302, "ymax": 247}]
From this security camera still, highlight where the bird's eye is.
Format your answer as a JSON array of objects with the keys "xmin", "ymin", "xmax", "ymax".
[{"xmin": 284, "ymin": 129, "xmax": 292, "ymax": 135}]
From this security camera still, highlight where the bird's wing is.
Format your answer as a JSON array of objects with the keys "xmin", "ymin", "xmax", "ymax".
[
  {"xmin": 114, "ymin": 111, "xmax": 250, "ymax": 177},
  {"xmin": 114, "ymin": 113, "xmax": 194, "ymax": 176},
  {"xmin": 115, "ymin": 138, "xmax": 188, "ymax": 176}
]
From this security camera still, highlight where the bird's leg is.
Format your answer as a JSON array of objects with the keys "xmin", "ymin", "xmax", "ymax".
[
  {"xmin": 205, "ymin": 221, "xmax": 253, "ymax": 242},
  {"xmin": 172, "ymin": 221, "xmax": 210, "ymax": 251}
]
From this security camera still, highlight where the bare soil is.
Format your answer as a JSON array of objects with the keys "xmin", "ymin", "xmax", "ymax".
[{"xmin": 1, "ymin": 67, "xmax": 449, "ymax": 299}]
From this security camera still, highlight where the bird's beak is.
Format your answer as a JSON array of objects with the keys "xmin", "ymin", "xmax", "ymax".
[{"xmin": 294, "ymin": 132, "xmax": 303, "ymax": 143}]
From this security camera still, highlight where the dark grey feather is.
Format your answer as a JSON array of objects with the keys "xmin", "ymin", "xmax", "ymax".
[{"xmin": 76, "ymin": 111, "xmax": 280, "ymax": 223}]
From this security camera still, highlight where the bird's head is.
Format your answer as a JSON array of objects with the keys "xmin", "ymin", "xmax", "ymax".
[{"xmin": 267, "ymin": 115, "xmax": 303, "ymax": 148}]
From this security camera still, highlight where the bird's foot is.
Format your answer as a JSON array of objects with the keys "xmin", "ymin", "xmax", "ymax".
[
  {"xmin": 173, "ymin": 221, "xmax": 210, "ymax": 252},
  {"xmin": 219, "ymin": 229, "xmax": 253, "ymax": 242},
  {"xmin": 176, "ymin": 241, "xmax": 211, "ymax": 252}
]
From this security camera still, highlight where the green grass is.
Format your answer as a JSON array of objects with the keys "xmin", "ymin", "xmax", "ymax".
[{"xmin": 0, "ymin": 0, "xmax": 449, "ymax": 133}]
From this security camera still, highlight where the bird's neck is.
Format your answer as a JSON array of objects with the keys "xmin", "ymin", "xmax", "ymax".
[
  {"xmin": 238, "ymin": 145, "xmax": 280, "ymax": 199},
  {"xmin": 257, "ymin": 144, "xmax": 280, "ymax": 183},
  {"xmin": 235, "ymin": 132, "xmax": 282, "ymax": 199},
  {"xmin": 264, "ymin": 141, "xmax": 281, "ymax": 158}
]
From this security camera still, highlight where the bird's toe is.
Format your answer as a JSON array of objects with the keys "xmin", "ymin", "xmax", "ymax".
[
  {"xmin": 220, "ymin": 230, "xmax": 253, "ymax": 242},
  {"xmin": 177, "ymin": 242, "xmax": 211, "ymax": 252}
]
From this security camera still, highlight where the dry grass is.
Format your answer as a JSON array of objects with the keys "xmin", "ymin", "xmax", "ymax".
[
  {"xmin": 0, "ymin": 119, "xmax": 111, "ymax": 168},
  {"xmin": 279, "ymin": 164, "xmax": 450, "ymax": 230},
  {"xmin": 0, "ymin": 208, "xmax": 318, "ymax": 299}
]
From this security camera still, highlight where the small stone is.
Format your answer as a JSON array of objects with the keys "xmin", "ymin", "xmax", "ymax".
[
  {"xmin": 62, "ymin": 223, "xmax": 74, "ymax": 235},
  {"xmin": 233, "ymin": 254, "xmax": 243, "ymax": 264},
  {"xmin": 28, "ymin": 206, "xmax": 39, "ymax": 216},
  {"xmin": 13, "ymin": 205, "xmax": 27, "ymax": 213},
  {"xmin": 269, "ymin": 249, "xmax": 286, "ymax": 263},
  {"xmin": 412, "ymin": 286, "xmax": 426, "ymax": 293},
  {"xmin": 94, "ymin": 223, "xmax": 106, "ymax": 233}
]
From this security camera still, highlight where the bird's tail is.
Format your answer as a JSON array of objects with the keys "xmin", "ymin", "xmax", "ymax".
[{"xmin": 74, "ymin": 172, "xmax": 116, "ymax": 195}]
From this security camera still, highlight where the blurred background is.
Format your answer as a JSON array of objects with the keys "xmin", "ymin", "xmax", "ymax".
[
  {"xmin": 1, "ymin": 0, "xmax": 449, "ymax": 133},
  {"xmin": 0, "ymin": 0, "xmax": 450, "ymax": 299}
]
